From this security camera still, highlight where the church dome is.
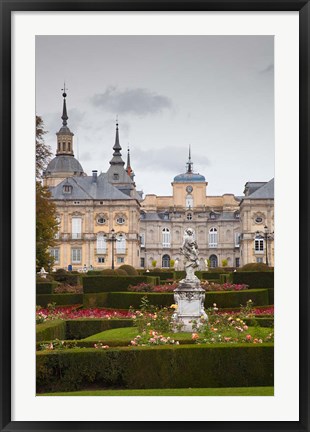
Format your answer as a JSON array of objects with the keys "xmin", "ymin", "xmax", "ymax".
[
  {"xmin": 45, "ymin": 155, "xmax": 84, "ymax": 176},
  {"xmin": 173, "ymin": 172, "xmax": 206, "ymax": 183}
]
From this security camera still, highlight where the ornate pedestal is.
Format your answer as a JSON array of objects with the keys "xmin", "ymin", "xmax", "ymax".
[{"xmin": 172, "ymin": 277, "xmax": 208, "ymax": 332}]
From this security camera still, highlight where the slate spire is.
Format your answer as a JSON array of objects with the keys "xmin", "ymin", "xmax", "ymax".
[
  {"xmin": 186, "ymin": 145, "xmax": 193, "ymax": 173},
  {"xmin": 61, "ymin": 83, "xmax": 68, "ymax": 126},
  {"xmin": 110, "ymin": 118, "xmax": 125, "ymax": 166}
]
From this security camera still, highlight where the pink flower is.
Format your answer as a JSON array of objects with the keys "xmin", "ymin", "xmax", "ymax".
[
  {"xmin": 243, "ymin": 325, "xmax": 248, "ymax": 330},
  {"xmin": 246, "ymin": 334, "xmax": 252, "ymax": 341},
  {"xmin": 191, "ymin": 333, "xmax": 199, "ymax": 340}
]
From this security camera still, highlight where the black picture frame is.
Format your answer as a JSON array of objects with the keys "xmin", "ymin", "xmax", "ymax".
[{"xmin": 1, "ymin": 1, "xmax": 309, "ymax": 431}]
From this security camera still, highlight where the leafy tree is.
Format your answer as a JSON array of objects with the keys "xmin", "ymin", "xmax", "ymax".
[
  {"xmin": 36, "ymin": 115, "xmax": 52, "ymax": 180},
  {"xmin": 36, "ymin": 115, "xmax": 58, "ymax": 271}
]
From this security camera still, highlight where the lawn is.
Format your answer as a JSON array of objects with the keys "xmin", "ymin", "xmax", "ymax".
[{"xmin": 39, "ymin": 387, "xmax": 274, "ymax": 396}]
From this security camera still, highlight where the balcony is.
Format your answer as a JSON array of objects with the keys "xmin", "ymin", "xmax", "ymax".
[
  {"xmin": 95, "ymin": 248, "xmax": 107, "ymax": 255},
  {"xmin": 71, "ymin": 233, "xmax": 82, "ymax": 240}
]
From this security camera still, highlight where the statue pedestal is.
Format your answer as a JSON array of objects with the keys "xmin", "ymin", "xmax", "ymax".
[{"xmin": 172, "ymin": 278, "xmax": 208, "ymax": 332}]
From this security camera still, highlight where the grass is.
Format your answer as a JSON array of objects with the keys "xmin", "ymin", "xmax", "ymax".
[{"xmin": 39, "ymin": 387, "xmax": 274, "ymax": 396}]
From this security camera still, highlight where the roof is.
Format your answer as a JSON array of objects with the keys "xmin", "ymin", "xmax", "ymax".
[
  {"xmin": 173, "ymin": 172, "xmax": 206, "ymax": 183},
  {"xmin": 45, "ymin": 155, "xmax": 84, "ymax": 175},
  {"xmin": 50, "ymin": 174, "xmax": 135, "ymax": 201},
  {"xmin": 248, "ymin": 178, "xmax": 274, "ymax": 199}
]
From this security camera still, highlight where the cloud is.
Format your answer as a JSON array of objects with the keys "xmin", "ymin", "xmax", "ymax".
[
  {"xmin": 132, "ymin": 146, "xmax": 210, "ymax": 174},
  {"xmin": 91, "ymin": 86, "xmax": 172, "ymax": 116}
]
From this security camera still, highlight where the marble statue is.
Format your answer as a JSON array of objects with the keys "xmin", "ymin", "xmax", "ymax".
[{"xmin": 180, "ymin": 228, "xmax": 199, "ymax": 281}]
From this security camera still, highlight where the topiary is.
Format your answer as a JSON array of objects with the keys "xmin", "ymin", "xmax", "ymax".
[
  {"xmin": 115, "ymin": 269, "xmax": 127, "ymax": 275},
  {"xmin": 101, "ymin": 269, "xmax": 117, "ymax": 275},
  {"xmin": 118, "ymin": 264, "xmax": 138, "ymax": 275},
  {"xmin": 238, "ymin": 263, "xmax": 271, "ymax": 272}
]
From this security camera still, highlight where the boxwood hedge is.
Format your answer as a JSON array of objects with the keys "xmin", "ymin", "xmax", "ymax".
[
  {"xmin": 36, "ymin": 320, "xmax": 66, "ymax": 342},
  {"xmin": 232, "ymin": 272, "xmax": 274, "ymax": 288},
  {"xmin": 83, "ymin": 276, "xmax": 160, "ymax": 293},
  {"xmin": 65, "ymin": 319, "xmax": 133, "ymax": 340},
  {"xmin": 36, "ymin": 281, "xmax": 58, "ymax": 295},
  {"xmin": 36, "ymin": 294, "xmax": 83, "ymax": 307},
  {"xmin": 36, "ymin": 344, "xmax": 274, "ymax": 393}
]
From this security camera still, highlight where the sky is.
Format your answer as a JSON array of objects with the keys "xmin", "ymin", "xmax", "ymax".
[{"xmin": 36, "ymin": 35, "xmax": 274, "ymax": 197}]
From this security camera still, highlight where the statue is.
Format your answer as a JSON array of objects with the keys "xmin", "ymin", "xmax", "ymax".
[{"xmin": 180, "ymin": 228, "xmax": 199, "ymax": 281}]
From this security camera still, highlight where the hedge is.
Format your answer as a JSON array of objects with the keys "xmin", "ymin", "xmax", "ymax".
[
  {"xmin": 52, "ymin": 273, "xmax": 81, "ymax": 286},
  {"xmin": 65, "ymin": 319, "xmax": 133, "ymax": 340},
  {"xmin": 105, "ymin": 289, "xmax": 269, "ymax": 310},
  {"xmin": 83, "ymin": 276, "xmax": 160, "ymax": 293},
  {"xmin": 36, "ymin": 281, "xmax": 58, "ymax": 295},
  {"xmin": 36, "ymin": 344, "xmax": 274, "ymax": 392},
  {"xmin": 36, "ymin": 320, "xmax": 66, "ymax": 342},
  {"xmin": 232, "ymin": 272, "xmax": 274, "ymax": 288},
  {"xmin": 36, "ymin": 294, "xmax": 83, "ymax": 307},
  {"xmin": 201, "ymin": 272, "xmax": 223, "ymax": 280},
  {"xmin": 143, "ymin": 271, "xmax": 175, "ymax": 281},
  {"xmin": 83, "ymin": 293, "xmax": 108, "ymax": 308},
  {"xmin": 244, "ymin": 317, "xmax": 274, "ymax": 328}
]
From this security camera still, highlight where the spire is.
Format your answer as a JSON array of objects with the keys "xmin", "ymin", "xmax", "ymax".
[
  {"xmin": 61, "ymin": 83, "xmax": 68, "ymax": 126},
  {"xmin": 186, "ymin": 145, "xmax": 193, "ymax": 173},
  {"xmin": 126, "ymin": 145, "xmax": 134, "ymax": 179},
  {"xmin": 109, "ymin": 118, "xmax": 125, "ymax": 166}
]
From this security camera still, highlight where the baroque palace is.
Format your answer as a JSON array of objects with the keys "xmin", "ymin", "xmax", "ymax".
[{"xmin": 43, "ymin": 92, "xmax": 274, "ymax": 271}]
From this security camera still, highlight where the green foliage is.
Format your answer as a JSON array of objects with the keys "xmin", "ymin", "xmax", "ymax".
[
  {"xmin": 36, "ymin": 344, "xmax": 274, "ymax": 393},
  {"xmin": 143, "ymin": 271, "xmax": 175, "ymax": 281},
  {"xmin": 101, "ymin": 269, "xmax": 117, "ymax": 275},
  {"xmin": 107, "ymin": 292, "xmax": 174, "ymax": 309},
  {"xmin": 36, "ymin": 294, "xmax": 83, "ymax": 307},
  {"xmin": 65, "ymin": 319, "xmax": 134, "ymax": 340},
  {"xmin": 83, "ymin": 276, "xmax": 158, "ymax": 293},
  {"xmin": 151, "ymin": 260, "xmax": 157, "ymax": 268},
  {"xmin": 170, "ymin": 259, "xmax": 175, "ymax": 268},
  {"xmin": 36, "ymin": 320, "xmax": 66, "ymax": 342},
  {"xmin": 201, "ymin": 272, "xmax": 223, "ymax": 280},
  {"xmin": 219, "ymin": 274, "xmax": 230, "ymax": 284},
  {"xmin": 83, "ymin": 293, "xmax": 109, "ymax": 308},
  {"xmin": 118, "ymin": 265, "xmax": 138, "ymax": 275},
  {"xmin": 36, "ymin": 182, "xmax": 59, "ymax": 272},
  {"xmin": 232, "ymin": 272, "xmax": 274, "ymax": 288},
  {"xmin": 205, "ymin": 289, "xmax": 269, "ymax": 309},
  {"xmin": 36, "ymin": 281, "xmax": 58, "ymax": 295},
  {"xmin": 221, "ymin": 259, "xmax": 228, "ymax": 267},
  {"xmin": 53, "ymin": 271, "xmax": 81, "ymax": 286},
  {"xmin": 238, "ymin": 263, "xmax": 272, "ymax": 272},
  {"xmin": 115, "ymin": 269, "xmax": 128, "ymax": 275}
]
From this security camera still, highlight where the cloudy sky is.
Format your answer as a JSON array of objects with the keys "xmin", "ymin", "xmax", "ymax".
[{"xmin": 36, "ymin": 35, "xmax": 274, "ymax": 197}]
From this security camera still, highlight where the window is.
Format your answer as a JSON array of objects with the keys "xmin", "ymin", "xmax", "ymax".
[
  {"xmin": 113, "ymin": 173, "xmax": 119, "ymax": 180},
  {"xmin": 235, "ymin": 232, "xmax": 240, "ymax": 247},
  {"xmin": 71, "ymin": 217, "xmax": 82, "ymax": 239},
  {"xmin": 97, "ymin": 216, "xmax": 106, "ymax": 225},
  {"xmin": 62, "ymin": 142, "xmax": 66, "ymax": 151},
  {"xmin": 235, "ymin": 257, "xmax": 240, "ymax": 268},
  {"xmin": 235, "ymin": 212, "xmax": 240, "ymax": 219},
  {"xmin": 116, "ymin": 235, "xmax": 126, "ymax": 253},
  {"xmin": 162, "ymin": 228, "xmax": 171, "ymax": 248},
  {"xmin": 68, "ymin": 142, "xmax": 71, "ymax": 152},
  {"xmin": 185, "ymin": 194, "xmax": 193, "ymax": 208},
  {"xmin": 255, "ymin": 216, "xmax": 263, "ymax": 224},
  {"xmin": 208, "ymin": 227, "xmax": 218, "ymax": 247},
  {"xmin": 96, "ymin": 233, "xmax": 107, "ymax": 253},
  {"xmin": 209, "ymin": 254, "xmax": 218, "ymax": 268},
  {"xmin": 186, "ymin": 213, "xmax": 193, "ymax": 221},
  {"xmin": 140, "ymin": 233, "xmax": 145, "ymax": 247},
  {"xmin": 50, "ymin": 248, "xmax": 60, "ymax": 264},
  {"xmin": 140, "ymin": 258, "xmax": 145, "ymax": 268},
  {"xmin": 256, "ymin": 257, "xmax": 263, "ymax": 263},
  {"xmin": 73, "ymin": 201, "xmax": 80, "ymax": 205},
  {"xmin": 116, "ymin": 216, "xmax": 125, "ymax": 225},
  {"xmin": 162, "ymin": 254, "xmax": 170, "ymax": 268},
  {"xmin": 71, "ymin": 248, "xmax": 81, "ymax": 264},
  {"xmin": 63, "ymin": 185, "xmax": 72, "ymax": 194},
  {"xmin": 254, "ymin": 239, "xmax": 264, "ymax": 252},
  {"xmin": 210, "ymin": 212, "xmax": 216, "ymax": 220},
  {"xmin": 117, "ymin": 257, "xmax": 124, "ymax": 264},
  {"xmin": 97, "ymin": 257, "xmax": 105, "ymax": 264}
]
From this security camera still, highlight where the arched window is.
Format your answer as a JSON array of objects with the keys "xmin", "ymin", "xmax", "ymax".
[
  {"xmin": 209, "ymin": 254, "xmax": 218, "ymax": 268},
  {"xmin": 162, "ymin": 228, "xmax": 171, "ymax": 247},
  {"xmin": 185, "ymin": 194, "xmax": 193, "ymax": 208},
  {"xmin": 68, "ymin": 142, "xmax": 71, "ymax": 152},
  {"xmin": 62, "ymin": 142, "xmax": 66, "ymax": 151},
  {"xmin": 162, "ymin": 254, "xmax": 170, "ymax": 268},
  {"xmin": 209, "ymin": 227, "xmax": 218, "ymax": 247},
  {"xmin": 116, "ymin": 234, "xmax": 126, "ymax": 253},
  {"xmin": 96, "ymin": 233, "xmax": 107, "ymax": 253}
]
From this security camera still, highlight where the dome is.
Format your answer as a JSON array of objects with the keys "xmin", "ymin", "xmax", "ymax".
[
  {"xmin": 45, "ymin": 155, "xmax": 84, "ymax": 176},
  {"xmin": 173, "ymin": 172, "xmax": 206, "ymax": 183}
]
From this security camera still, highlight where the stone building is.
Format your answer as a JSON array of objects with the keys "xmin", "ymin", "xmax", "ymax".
[{"xmin": 44, "ymin": 92, "xmax": 274, "ymax": 270}]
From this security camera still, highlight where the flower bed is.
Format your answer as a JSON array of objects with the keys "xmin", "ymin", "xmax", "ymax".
[{"xmin": 127, "ymin": 281, "xmax": 248, "ymax": 293}]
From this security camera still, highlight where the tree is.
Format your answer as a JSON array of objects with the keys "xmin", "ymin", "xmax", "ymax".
[
  {"xmin": 36, "ymin": 115, "xmax": 52, "ymax": 180},
  {"xmin": 36, "ymin": 115, "xmax": 58, "ymax": 271}
]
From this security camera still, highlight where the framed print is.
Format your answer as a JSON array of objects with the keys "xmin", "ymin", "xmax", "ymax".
[{"xmin": 1, "ymin": 1, "xmax": 309, "ymax": 431}]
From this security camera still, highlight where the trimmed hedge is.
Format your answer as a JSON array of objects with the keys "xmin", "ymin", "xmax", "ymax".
[
  {"xmin": 53, "ymin": 273, "xmax": 81, "ymax": 286},
  {"xmin": 36, "ymin": 294, "xmax": 83, "ymax": 307},
  {"xmin": 36, "ymin": 320, "xmax": 66, "ymax": 342},
  {"xmin": 36, "ymin": 281, "xmax": 58, "ymax": 295},
  {"xmin": 244, "ymin": 317, "xmax": 274, "ymax": 328},
  {"xmin": 232, "ymin": 272, "xmax": 274, "ymax": 288},
  {"xmin": 36, "ymin": 344, "xmax": 274, "ymax": 392},
  {"xmin": 105, "ymin": 289, "xmax": 269, "ymax": 310},
  {"xmin": 201, "ymin": 272, "xmax": 223, "ymax": 280},
  {"xmin": 83, "ymin": 293, "xmax": 108, "ymax": 308},
  {"xmin": 143, "ymin": 271, "xmax": 175, "ymax": 281},
  {"xmin": 83, "ymin": 276, "xmax": 160, "ymax": 293},
  {"xmin": 66, "ymin": 319, "xmax": 133, "ymax": 340}
]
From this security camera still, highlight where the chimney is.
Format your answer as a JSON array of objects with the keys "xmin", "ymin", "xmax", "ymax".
[{"xmin": 92, "ymin": 170, "xmax": 98, "ymax": 183}]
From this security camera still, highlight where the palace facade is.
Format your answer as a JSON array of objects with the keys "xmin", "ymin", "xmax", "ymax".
[{"xmin": 44, "ymin": 92, "xmax": 274, "ymax": 270}]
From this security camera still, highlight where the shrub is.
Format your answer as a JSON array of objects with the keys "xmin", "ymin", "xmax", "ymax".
[
  {"xmin": 205, "ymin": 289, "xmax": 269, "ymax": 309},
  {"xmin": 36, "ymin": 344, "xmax": 274, "ymax": 393},
  {"xmin": 143, "ymin": 271, "xmax": 175, "ymax": 281},
  {"xmin": 118, "ymin": 265, "xmax": 138, "ymax": 276},
  {"xmin": 101, "ymin": 269, "xmax": 117, "ymax": 275},
  {"xmin": 36, "ymin": 281, "xmax": 58, "ymax": 295},
  {"xmin": 83, "ymin": 293, "xmax": 109, "ymax": 308},
  {"xmin": 36, "ymin": 320, "xmax": 66, "ymax": 342},
  {"xmin": 83, "ymin": 276, "xmax": 159, "ymax": 293},
  {"xmin": 151, "ymin": 260, "xmax": 157, "ymax": 268},
  {"xmin": 115, "ymin": 269, "xmax": 128, "ymax": 276},
  {"xmin": 238, "ymin": 263, "xmax": 272, "ymax": 272},
  {"xmin": 53, "ymin": 271, "xmax": 80, "ymax": 286},
  {"xmin": 36, "ymin": 294, "xmax": 83, "ymax": 307},
  {"xmin": 65, "ymin": 319, "xmax": 133, "ymax": 340},
  {"xmin": 232, "ymin": 272, "xmax": 274, "ymax": 288},
  {"xmin": 107, "ymin": 292, "xmax": 174, "ymax": 309}
]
